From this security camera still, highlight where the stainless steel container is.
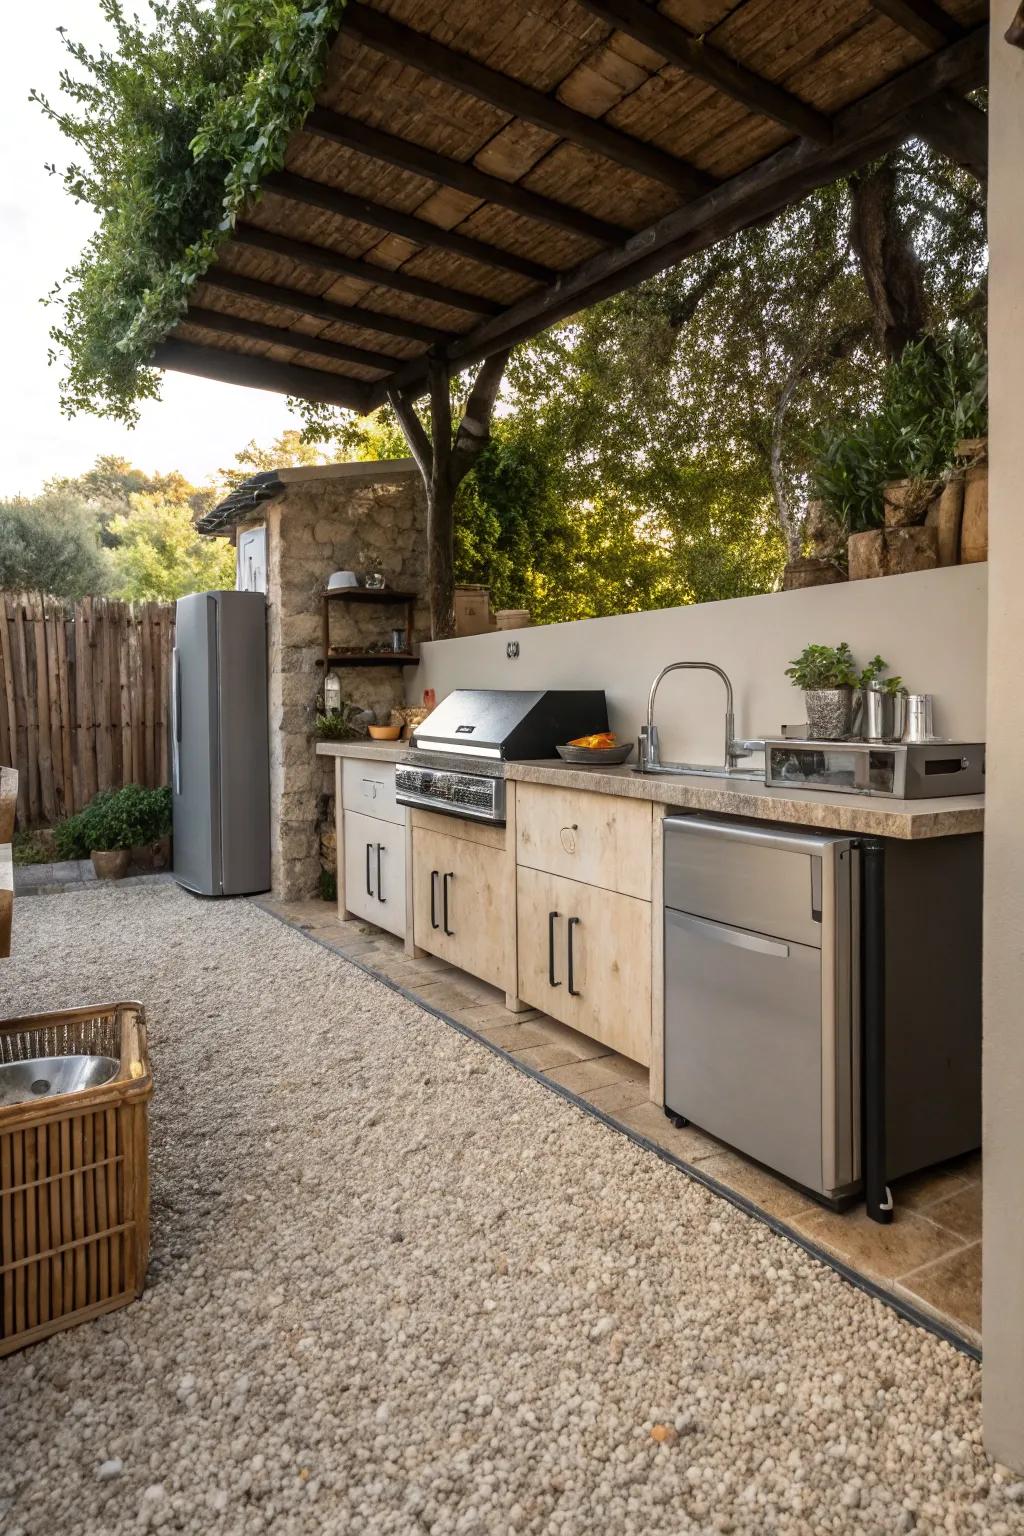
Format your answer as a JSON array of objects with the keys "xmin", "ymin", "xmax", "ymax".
[
  {"xmin": 861, "ymin": 684, "xmax": 907, "ymax": 743},
  {"xmin": 903, "ymin": 694, "xmax": 935, "ymax": 742}
]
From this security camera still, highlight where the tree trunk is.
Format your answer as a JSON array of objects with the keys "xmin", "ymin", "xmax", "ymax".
[
  {"xmin": 848, "ymin": 157, "xmax": 929, "ymax": 360},
  {"xmin": 426, "ymin": 477, "xmax": 457, "ymax": 640},
  {"xmin": 389, "ymin": 350, "xmax": 509, "ymax": 640}
]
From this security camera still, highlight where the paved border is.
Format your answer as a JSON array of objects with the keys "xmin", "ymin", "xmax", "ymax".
[
  {"xmin": 15, "ymin": 866, "xmax": 174, "ymax": 897},
  {"xmin": 253, "ymin": 898, "xmax": 980, "ymax": 1365}
]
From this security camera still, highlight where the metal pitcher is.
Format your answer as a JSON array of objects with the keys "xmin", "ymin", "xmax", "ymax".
[{"xmin": 860, "ymin": 683, "xmax": 907, "ymax": 744}]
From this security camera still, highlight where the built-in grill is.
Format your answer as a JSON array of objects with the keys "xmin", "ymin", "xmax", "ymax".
[{"xmin": 395, "ymin": 689, "xmax": 607, "ymax": 824}]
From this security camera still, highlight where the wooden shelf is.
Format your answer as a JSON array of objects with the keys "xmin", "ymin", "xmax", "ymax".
[
  {"xmin": 325, "ymin": 652, "xmax": 418, "ymax": 668},
  {"xmin": 323, "ymin": 587, "xmax": 416, "ymax": 605}
]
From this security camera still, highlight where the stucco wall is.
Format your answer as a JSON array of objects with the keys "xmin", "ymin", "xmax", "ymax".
[
  {"xmin": 982, "ymin": 6, "xmax": 1024, "ymax": 1469},
  {"xmin": 261, "ymin": 462, "xmax": 428, "ymax": 899},
  {"xmin": 410, "ymin": 564, "xmax": 988, "ymax": 759}
]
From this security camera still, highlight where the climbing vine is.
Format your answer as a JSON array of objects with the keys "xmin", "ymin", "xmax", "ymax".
[{"xmin": 34, "ymin": 0, "xmax": 346, "ymax": 422}]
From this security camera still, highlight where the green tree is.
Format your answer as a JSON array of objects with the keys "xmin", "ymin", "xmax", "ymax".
[
  {"xmin": 107, "ymin": 488, "xmax": 234, "ymax": 600},
  {"xmin": 0, "ymin": 489, "xmax": 109, "ymax": 598}
]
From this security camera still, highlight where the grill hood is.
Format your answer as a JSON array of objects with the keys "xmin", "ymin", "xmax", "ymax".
[{"xmin": 410, "ymin": 689, "xmax": 608, "ymax": 760}]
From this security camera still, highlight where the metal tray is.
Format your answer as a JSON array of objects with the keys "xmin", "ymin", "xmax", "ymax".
[{"xmin": 555, "ymin": 742, "xmax": 635, "ymax": 765}]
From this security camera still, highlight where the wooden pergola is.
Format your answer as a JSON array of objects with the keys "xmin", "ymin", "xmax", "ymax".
[{"xmin": 157, "ymin": 0, "xmax": 989, "ymax": 416}]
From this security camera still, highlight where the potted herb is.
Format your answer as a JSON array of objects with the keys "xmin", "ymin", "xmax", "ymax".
[
  {"xmin": 54, "ymin": 785, "xmax": 172, "ymax": 879},
  {"xmin": 857, "ymin": 656, "xmax": 907, "ymax": 742},
  {"xmin": 315, "ymin": 699, "xmax": 372, "ymax": 742},
  {"xmin": 785, "ymin": 643, "xmax": 859, "ymax": 739}
]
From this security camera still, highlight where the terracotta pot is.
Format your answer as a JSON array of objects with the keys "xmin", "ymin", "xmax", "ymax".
[
  {"xmin": 91, "ymin": 849, "xmax": 130, "ymax": 881},
  {"xmin": 128, "ymin": 836, "xmax": 171, "ymax": 872}
]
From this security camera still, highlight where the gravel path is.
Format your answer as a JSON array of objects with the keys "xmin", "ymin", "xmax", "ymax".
[{"xmin": 0, "ymin": 884, "xmax": 1019, "ymax": 1535}]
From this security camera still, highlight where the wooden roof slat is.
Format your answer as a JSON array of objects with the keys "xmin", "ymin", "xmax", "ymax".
[
  {"xmin": 371, "ymin": 21, "xmax": 988, "ymax": 406},
  {"xmin": 303, "ymin": 107, "xmax": 629, "ymax": 245},
  {"xmin": 233, "ymin": 223, "xmax": 502, "ymax": 315},
  {"xmin": 869, "ymin": 0, "xmax": 963, "ymax": 47},
  {"xmin": 340, "ymin": 0, "xmax": 715, "ymax": 195},
  {"xmin": 182, "ymin": 306, "xmax": 400, "ymax": 374},
  {"xmin": 154, "ymin": 340, "xmax": 372, "ymax": 411},
  {"xmin": 262, "ymin": 171, "xmax": 555, "ymax": 283},
  {"xmin": 915, "ymin": 88, "xmax": 988, "ymax": 175},
  {"xmin": 201, "ymin": 267, "xmax": 449, "ymax": 345},
  {"xmin": 576, "ymin": 0, "xmax": 834, "ymax": 143}
]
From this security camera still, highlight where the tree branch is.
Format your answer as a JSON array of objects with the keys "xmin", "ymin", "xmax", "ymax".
[
  {"xmin": 451, "ymin": 349, "xmax": 509, "ymax": 486},
  {"xmin": 427, "ymin": 353, "xmax": 453, "ymax": 500},
  {"xmin": 387, "ymin": 387, "xmax": 433, "ymax": 483}
]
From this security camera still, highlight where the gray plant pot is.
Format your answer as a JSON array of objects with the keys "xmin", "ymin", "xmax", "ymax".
[{"xmin": 804, "ymin": 687, "xmax": 854, "ymax": 741}]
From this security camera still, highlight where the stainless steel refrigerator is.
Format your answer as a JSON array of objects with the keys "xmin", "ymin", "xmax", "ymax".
[{"xmin": 172, "ymin": 591, "xmax": 270, "ymax": 896}]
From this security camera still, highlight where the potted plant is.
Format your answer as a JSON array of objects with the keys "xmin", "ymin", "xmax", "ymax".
[
  {"xmin": 54, "ymin": 785, "xmax": 172, "ymax": 879},
  {"xmin": 857, "ymin": 656, "xmax": 907, "ymax": 742},
  {"xmin": 784, "ymin": 642, "xmax": 859, "ymax": 739},
  {"xmin": 315, "ymin": 698, "xmax": 372, "ymax": 742}
]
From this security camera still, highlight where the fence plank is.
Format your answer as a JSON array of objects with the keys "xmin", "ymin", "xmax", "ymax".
[{"xmin": 0, "ymin": 593, "xmax": 176, "ymax": 827}]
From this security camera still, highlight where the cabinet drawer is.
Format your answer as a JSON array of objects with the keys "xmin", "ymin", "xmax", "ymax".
[
  {"xmin": 517, "ymin": 866, "xmax": 651, "ymax": 1065},
  {"xmin": 343, "ymin": 810, "xmax": 406, "ymax": 939},
  {"xmin": 515, "ymin": 782, "xmax": 652, "ymax": 899},
  {"xmin": 412, "ymin": 826, "xmax": 513, "ymax": 992},
  {"xmin": 342, "ymin": 757, "xmax": 403, "ymax": 825}
]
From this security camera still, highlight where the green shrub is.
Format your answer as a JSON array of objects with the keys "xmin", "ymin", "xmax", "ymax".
[
  {"xmin": 809, "ymin": 328, "xmax": 988, "ymax": 536},
  {"xmin": 55, "ymin": 784, "xmax": 172, "ymax": 857}
]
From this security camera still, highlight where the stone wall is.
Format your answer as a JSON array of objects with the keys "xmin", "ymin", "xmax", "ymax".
[{"xmin": 247, "ymin": 461, "xmax": 427, "ymax": 900}]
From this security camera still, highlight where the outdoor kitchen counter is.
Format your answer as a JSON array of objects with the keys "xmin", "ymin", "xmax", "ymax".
[
  {"xmin": 316, "ymin": 741, "xmax": 409, "ymax": 764},
  {"xmin": 506, "ymin": 760, "xmax": 984, "ymax": 840}
]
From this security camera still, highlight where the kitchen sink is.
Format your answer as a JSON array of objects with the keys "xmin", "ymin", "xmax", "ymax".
[
  {"xmin": 633, "ymin": 764, "xmax": 764, "ymax": 781},
  {"xmin": 0, "ymin": 1054, "xmax": 120, "ymax": 1108}
]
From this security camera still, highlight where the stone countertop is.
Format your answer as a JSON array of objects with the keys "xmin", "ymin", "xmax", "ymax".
[
  {"xmin": 316, "ymin": 740, "xmax": 409, "ymax": 765},
  {"xmin": 506, "ymin": 760, "xmax": 984, "ymax": 840}
]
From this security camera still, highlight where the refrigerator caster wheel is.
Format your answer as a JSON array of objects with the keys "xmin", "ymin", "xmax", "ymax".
[{"xmin": 672, "ymin": 1115, "xmax": 689, "ymax": 1130}]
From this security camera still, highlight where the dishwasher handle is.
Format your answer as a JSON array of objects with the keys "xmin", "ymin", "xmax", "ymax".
[{"xmin": 666, "ymin": 908, "xmax": 790, "ymax": 959}]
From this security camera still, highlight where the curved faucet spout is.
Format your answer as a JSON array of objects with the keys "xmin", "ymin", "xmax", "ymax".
[{"xmin": 640, "ymin": 661, "xmax": 739, "ymax": 773}]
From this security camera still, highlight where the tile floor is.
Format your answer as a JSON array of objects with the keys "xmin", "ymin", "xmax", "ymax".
[{"xmin": 257, "ymin": 896, "xmax": 983, "ymax": 1353}]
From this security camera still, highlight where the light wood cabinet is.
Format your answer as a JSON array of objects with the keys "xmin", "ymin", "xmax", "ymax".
[
  {"xmin": 412, "ymin": 825, "xmax": 514, "ymax": 992},
  {"xmin": 516, "ymin": 865, "xmax": 651, "ymax": 1065},
  {"xmin": 515, "ymin": 781, "xmax": 652, "ymax": 899},
  {"xmin": 343, "ymin": 809, "xmax": 407, "ymax": 939}
]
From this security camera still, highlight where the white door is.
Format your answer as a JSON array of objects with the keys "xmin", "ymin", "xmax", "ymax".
[{"xmin": 343, "ymin": 810, "xmax": 406, "ymax": 939}]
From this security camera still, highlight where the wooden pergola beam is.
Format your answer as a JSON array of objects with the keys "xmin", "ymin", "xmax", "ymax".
[
  {"xmin": 201, "ymin": 267, "xmax": 448, "ymax": 346},
  {"xmin": 152, "ymin": 340, "xmax": 372, "ymax": 411},
  {"xmin": 368, "ymin": 24, "xmax": 989, "ymax": 408},
  {"xmin": 232, "ymin": 223, "xmax": 501, "ymax": 316},
  {"xmin": 303, "ymin": 109, "xmax": 629, "ymax": 246},
  {"xmin": 263, "ymin": 171, "xmax": 555, "ymax": 284},
  {"xmin": 870, "ymin": 0, "xmax": 962, "ymax": 48},
  {"xmin": 340, "ymin": 0, "xmax": 714, "ymax": 196},
  {"xmin": 915, "ymin": 91, "xmax": 988, "ymax": 179},
  {"xmin": 183, "ymin": 306, "xmax": 400, "ymax": 373},
  {"xmin": 576, "ymin": 0, "xmax": 833, "ymax": 143}
]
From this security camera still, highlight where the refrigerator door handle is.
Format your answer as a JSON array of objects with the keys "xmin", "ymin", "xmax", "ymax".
[{"xmin": 171, "ymin": 646, "xmax": 182, "ymax": 794}]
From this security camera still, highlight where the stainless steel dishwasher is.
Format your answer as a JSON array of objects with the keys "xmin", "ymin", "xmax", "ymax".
[{"xmin": 663, "ymin": 816, "xmax": 860, "ymax": 1203}]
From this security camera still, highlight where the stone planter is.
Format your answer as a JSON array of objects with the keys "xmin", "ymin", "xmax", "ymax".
[
  {"xmin": 883, "ymin": 479, "xmax": 936, "ymax": 528},
  {"xmin": 804, "ymin": 688, "xmax": 854, "ymax": 741},
  {"xmin": 91, "ymin": 849, "xmax": 130, "ymax": 880},
  {"xmin": 782, "ymin": 558, "xmax": 846, "ymax": 591}
]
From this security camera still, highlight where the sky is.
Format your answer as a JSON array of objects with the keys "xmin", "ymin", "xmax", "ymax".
[{"xmin": 0, "ymin": 2, "xmax": 298, "ymax": 498}]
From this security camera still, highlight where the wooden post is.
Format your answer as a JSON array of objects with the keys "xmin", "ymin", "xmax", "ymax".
[{"xmin": 389, "ymin": 350, "xmax": 510, "ymax": 639}]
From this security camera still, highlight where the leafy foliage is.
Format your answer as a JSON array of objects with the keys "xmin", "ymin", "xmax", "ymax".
[
  {"xmin": 314, "ymin": 704, "xmax": 367, "ymax": 742},
  {"xmin": 106, "ymin": 481, "xmax": 234, "ymax": 600},
  {"xmin": 0, "ymin": 489, "xmax": 109, "ymax": 597},
  {"xmin": 785, "ymin": 643, "xmax": 859, "ymax": 692},
  {"xmin": 809, "ymin": 326, "xmax": 988, "ymax": 534},
  {"xmin": 55, "ymin": 784, "xmax": 171, "ymax": 857},
  {"xmin": 35, "ymin": 0, "xmax": 346, "ymax": 421}
]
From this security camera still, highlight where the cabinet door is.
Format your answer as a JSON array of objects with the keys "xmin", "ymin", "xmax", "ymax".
[
  {"xmin": 516, "ymin": 782, "xmax": 652, "ymax": 899},
  {"xmin": 343, "ymin": 810, "xmax": 406, "ymax": 939},
  {"xmin": 412, "ymin": 826, "xmax": 513, "ymax": 991},
  {"xmin": 517, "ymin": 867, "xmax": 651, "ymax": 1065}
]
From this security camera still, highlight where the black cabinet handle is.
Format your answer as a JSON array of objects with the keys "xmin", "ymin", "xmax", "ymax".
[
  {"xmin": 365, "ymin": 843, "xmax": 373, "ymax": 898},
  {"xmin": 442, "ymin": 872, "xmax": 454, "ymax": 936},
  {"xmin": 376, "ymin": 844, "xmax": 385, "ymax": 903},
  {"xmin": 430, "ymin": 869, "xmax": 439, "ymax": 929},
  {"xmin": 567, "ymin": 916, "xmax": 581, "ymax": 997},
  {"xmin": 548, "ymin": 911, "xmax": 561, "ymax": 987}
]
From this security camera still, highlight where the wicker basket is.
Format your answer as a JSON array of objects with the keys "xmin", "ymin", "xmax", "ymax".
[{"xmin": 0, "ymin": 1003, "xmax": 152, "ymax": 1357}]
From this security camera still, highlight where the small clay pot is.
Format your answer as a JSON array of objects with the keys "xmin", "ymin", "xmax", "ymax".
[{"xmin": 91, "ymin": 849, "xmax": 130, "ymax": 881}]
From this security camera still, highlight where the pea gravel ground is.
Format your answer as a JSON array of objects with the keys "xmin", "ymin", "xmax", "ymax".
[{"xmin": 0, "ymin": 883, "xmax": 1020, "ymax": 1536}]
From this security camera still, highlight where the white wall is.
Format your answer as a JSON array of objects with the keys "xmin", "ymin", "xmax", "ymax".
[
  {"xmin": 982, "ymin": 5, "xmax": 1024, "ymax": 1470},
  {"xmin": 410, "ymin": 565, "xmax": 987, "ymax": 761}
]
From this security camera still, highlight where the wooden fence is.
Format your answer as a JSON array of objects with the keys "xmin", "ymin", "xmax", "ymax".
[{"xmin": 0, "ymin": 594, "xmax": 175, "ymax": 828}]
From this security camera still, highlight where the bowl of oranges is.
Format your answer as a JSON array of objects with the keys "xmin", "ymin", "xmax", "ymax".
[{"xmin": 555, "ymin": 731, "xmax": 635, "ymax": 766}]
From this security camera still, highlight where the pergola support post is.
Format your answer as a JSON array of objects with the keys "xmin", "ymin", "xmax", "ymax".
[{"xmin": 389, "ymin": 351, "xmax": 509, "ymax": 640}]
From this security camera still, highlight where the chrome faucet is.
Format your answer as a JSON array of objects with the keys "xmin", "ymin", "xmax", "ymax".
[{"xmin": 637, "ymin": 662, "xmax": 761, "ymax": 776}]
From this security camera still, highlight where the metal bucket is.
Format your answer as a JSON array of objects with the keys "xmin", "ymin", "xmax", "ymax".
[{"xmin": 861, "ymin": 686, "xmax": 907, "ymax": 744}]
